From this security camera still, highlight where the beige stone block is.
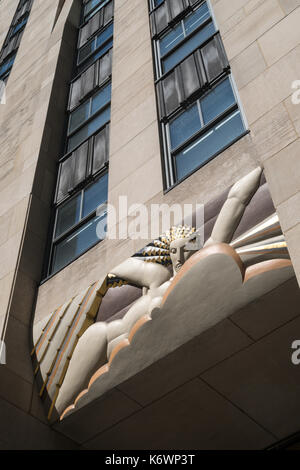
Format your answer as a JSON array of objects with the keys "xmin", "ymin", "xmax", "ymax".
[
  {"xmin": 109, "ymin": 122, "xmax": 160, "ymax": 190},
  {"xmin": 285, "ymin": 223, "xmax": 300, "ymax": 284},
  {"xmin": 114, "ymin": 5, "xmax": 149, "ymax": 45},
  {"xmin": 4, "ymin": 315, "xmax": 34, "ymax": 384},
  {"xmin": 240, "ymin": 45, "xmax": 300, "ymax": 124},
  {"xmin": 112, "ymin": 39, "xmax": 153, "ymax": 90},
  {"xmin": 0, "ymin": 368, "xmax": 32, "ymax": 414},
  {"xmin": 213, "ymin": 0, "xmax": 248, "ymax": 25},
  {"xmin": 244, "ymin": 0, "xmax": 266, "ymax": 15},
  {"xmin": 0, "ymin": 210, "xmax": 12, "ymax": 247},
  {"xmin": 264, "ymin": 139, "xmax": 300, "ymax": 206},
  {"xmin": 110, "ymin": 95, "xmax": 157, "ymax": 156},
  {"xmin": 202, "ymin": 315, "xmax": 300, "ymax": 439},
  {"xmin": 108, "ymin": 154, "xmax": 163, "ymax": 211},
  {"xmin": 230, "ymin": 42, "xmax": 267, "ymax": 90},
  {"xmin": 279, "ymin": 0, "xmax": 300, "ymax": 14},
  {"xmin": 54, "ymin": 388, "xmax": 141, "ymax": 444},
  {"xmin": 0, "ymin": 232, "xmax": 22, "ymax": 281},
  {"xmin": 8, "ymin": 196, "xmax": 29, "ymax": 239},
  {"xmin": 223, "ymin": 0, "xmax": 284, "ymax": 60},
  {"xmin": 284, "ymin": 95, "xmax": 300, "ymax": 136},
  {"xmin": 111, "ymin": 60, "xmax": 155, "ymax": 124},
  {"xmin": 0, "ymin": 395, "xmax": 76, "ymax": 449},
  {"xmin": 258, "ymin": 7, "xmax": 300, "ymax": 66},
  {"xmin": 84, "ymin": 379, "xmax": 273, "ymax": 450},
  {"xmin": 0, "ymin": 165, "xmax": 35, "ymax": 218},
  {"xmin": 113, "ymin": 19, "xmax": 150, "ymax": 65},
  {"xmin": 118, "ymin": 319, "xmax": 252, "ymax": 407},
  {"xmin": 9, "ymin": 270, "xmax": 37, "ymax": 327},
  {"xmin": 250, "ymin": 102, "xmax": 297, "ymax": 162},
  {"xmin": 218, "ymin": 8, "xmax": 246, "ymax": 37},
  {"xmin": 277, "ymin": 191, "xmax": 300, "ymax": 232},
  {"xmin": 0, "ymin": 272, "xmax": 14, "ymax": 329}
]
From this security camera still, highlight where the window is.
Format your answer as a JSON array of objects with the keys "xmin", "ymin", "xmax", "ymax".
[
  {"xmin": 0, "ymin": 54, "xmax": 16, "ymax": 80},
  {"xmin": 158, "ymin": 2, "xmax": 215, "ymax": 73},
  {"xmin": 175, "ymin": 109, "xmax": 245, "ymax": 180},
  {"xmin": 169, "ymin": 77, "xmax": 236, "ymax": 149},
  {"xmin": 51, "ymin": 173, "xmax": 109, "ymax": 274},
  {"xmin": 0, "ymin": 0, "xmax": 33, "ymax": 83},
  {"xmin": 152, "ymin": 0, "xmax": 164, "ymax": 7},
  {"xmin": 167, "ymin": 77, "xmax": 245, "ymax": 180},
  {"xmin": 83, "ymin": 0, "xmax": 111, "ymax": 22},
  {"xmin": 46, "ymin": 0, "xmax": 114, "ymax": 277},
  {"xmin": 67, "ymin": 82, "xmax": 111, "ymax": 153},
  {"xmin": 149, "ymin": 0, "xmax": 247, "ymax": 188},
  {"xmin": 67, "ymin": 106, "xmax": 110, "ymax": 153},
  {"xmin": 78, "ymin": 22, "xmax": 113, "ymax": 67},
  {"xmin": 68, "ymin": 82, "xmax": 111, "ymax": 134},
  {"xmin": 11, "ymin": 14, "xmax": 28, "ymax": 36}
]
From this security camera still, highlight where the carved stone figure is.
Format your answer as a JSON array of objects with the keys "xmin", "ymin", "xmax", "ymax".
[{"xmin": 32, "ymin": 167, "xmax": 293, "ymax": 420}]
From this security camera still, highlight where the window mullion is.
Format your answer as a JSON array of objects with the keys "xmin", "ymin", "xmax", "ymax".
[
  {"xmin": 79, "ymin": 189, "xmax": 84, "ymax": 221},
  {"xmin": 197, "ymin": 100, "xmax": 204, "ymax": 127}
]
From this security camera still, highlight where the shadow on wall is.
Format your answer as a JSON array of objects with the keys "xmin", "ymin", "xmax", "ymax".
[{"xmin": 52, "ymin": 0, "xmax": 67, "ymax": 31}]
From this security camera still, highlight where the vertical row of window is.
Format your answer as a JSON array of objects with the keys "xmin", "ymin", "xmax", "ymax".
[
  {"xmin": 0, "ymin": 0, "xmax": 34, "ymax": 83},
  {"xmin": 48, "ymin": 0, "xmax": 114, "ymax": 276},
  {"xmin": 149, "ymin": 0, "xmax": 247, "ymax": 188}
]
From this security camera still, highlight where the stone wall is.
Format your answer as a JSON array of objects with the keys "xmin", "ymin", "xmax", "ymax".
[
  {"xmin": 1, "ymin": 0, "xmax": 300, "ymax": 449},
  {"xmin": 35, "ymin": 0, "xmax": 300, "ymax": 320},
  {"xmin": 0, "ymin": 0, "xmax": 80, "ymax": 449}
]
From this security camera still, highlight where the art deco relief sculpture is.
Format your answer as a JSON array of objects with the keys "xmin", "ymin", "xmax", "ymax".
[{"xmin": 32, "ymin": 167, "xmax": 293, "ymax": 421}]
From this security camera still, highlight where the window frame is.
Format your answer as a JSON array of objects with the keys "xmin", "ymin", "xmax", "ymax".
[
  {"xmin": 45, "ymin": 0, "xmax": 114, "ymax": 279},
  {"xmin": 162, "ymin": 74, "xmax": 248, "ymax": 188},
  {"xmin": 55, "ymin": 122, "xmax": 110, "ymax": 205},
  {"xmin": 49, "ymin": 169, "xmax": 109, "ymax": 276},
  {"xmin": 0, "ymin": 0, "xmax": 33, "ymax": 83},
  {"xmin": 66, "ymin": 77, "xmax": 111, "ymax": 154},
  {"xmin": 153, "ymin": 1, "xmax": 216, "ymax": 79},
  {"xmin": 67, "ymin": 80, "xmax": 112, "ymax": 136},
  {"xmin": 10, "ymin": 13, "xmax": 29, "ymax": 38},
  {"xmin": 149, "ymin": 0, "xmax": 165, "ymax": 12},
  {"xmin": 83, "ymin": 0, "xmax": 111, "ymax": 23},
  {"xmin": 77, "ymin": 20, "xmax": 114, "ymax": 69},
  {"xmin": 149, "ymin": 0, "xmax": 248, "ymax": 189},
  {"xmin": 0, "ymin": 53, "xmax": 17, "ymax": 80}
]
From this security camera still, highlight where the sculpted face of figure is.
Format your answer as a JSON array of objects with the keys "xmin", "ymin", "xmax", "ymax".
[{"xmin": 170, "ymin": 238, "xmax": 193, "ymax": 275}]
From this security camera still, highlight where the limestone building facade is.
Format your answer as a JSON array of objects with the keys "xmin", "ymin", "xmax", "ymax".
[{"xmin": 1, "ymin": 0, "xmax": 300, "ymax": 450}]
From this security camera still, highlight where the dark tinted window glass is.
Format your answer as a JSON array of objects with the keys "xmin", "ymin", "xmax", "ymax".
[
  {"xmin": 52, "ymin": 212, "xmax": 107, "ymax": 273},
  {"xmin": 69, "ymin": 101, "xmax": 90, "ymax": 134},
  {"xmin": 83, "ymin": 172, "xmax": 108, "ymax": 217},
  {"xmin": 91, "ymin": 82, "xmax": 111, "ymax": 114},
  {"xmin": 169, "ymin": 103, "xmax": 201, "ymax": 150},
  {"xmin": 201, "ymin": 78, "xmax": 236, "ymax": 125},
  {"xmin": 55, "ymin": 194, "xmax": 81, "ymax": 238},
  {"xmin": 175, "ymin": 110, "xmax": 245, "ymax": 180},
  {"xmin": 67, "ymin": 106, "xmax": 111, "ymax": 152},
  {"xmin": 162, "ymin": 23, "xmax": 215, "ymax": 73}
]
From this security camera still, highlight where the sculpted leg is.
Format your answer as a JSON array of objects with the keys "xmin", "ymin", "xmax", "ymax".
[
  {"xmin": 106, "ymin": 281, "xmax": 172, "ymax": 358},
  {"xmin": 56, "ymin": 322, "xmax": 108, "ymax": 413}
]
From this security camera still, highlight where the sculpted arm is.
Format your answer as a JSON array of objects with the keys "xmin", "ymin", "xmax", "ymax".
[{"xmin": 205, "ymin": 167, "xmax": 262, "ymax": 246}]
